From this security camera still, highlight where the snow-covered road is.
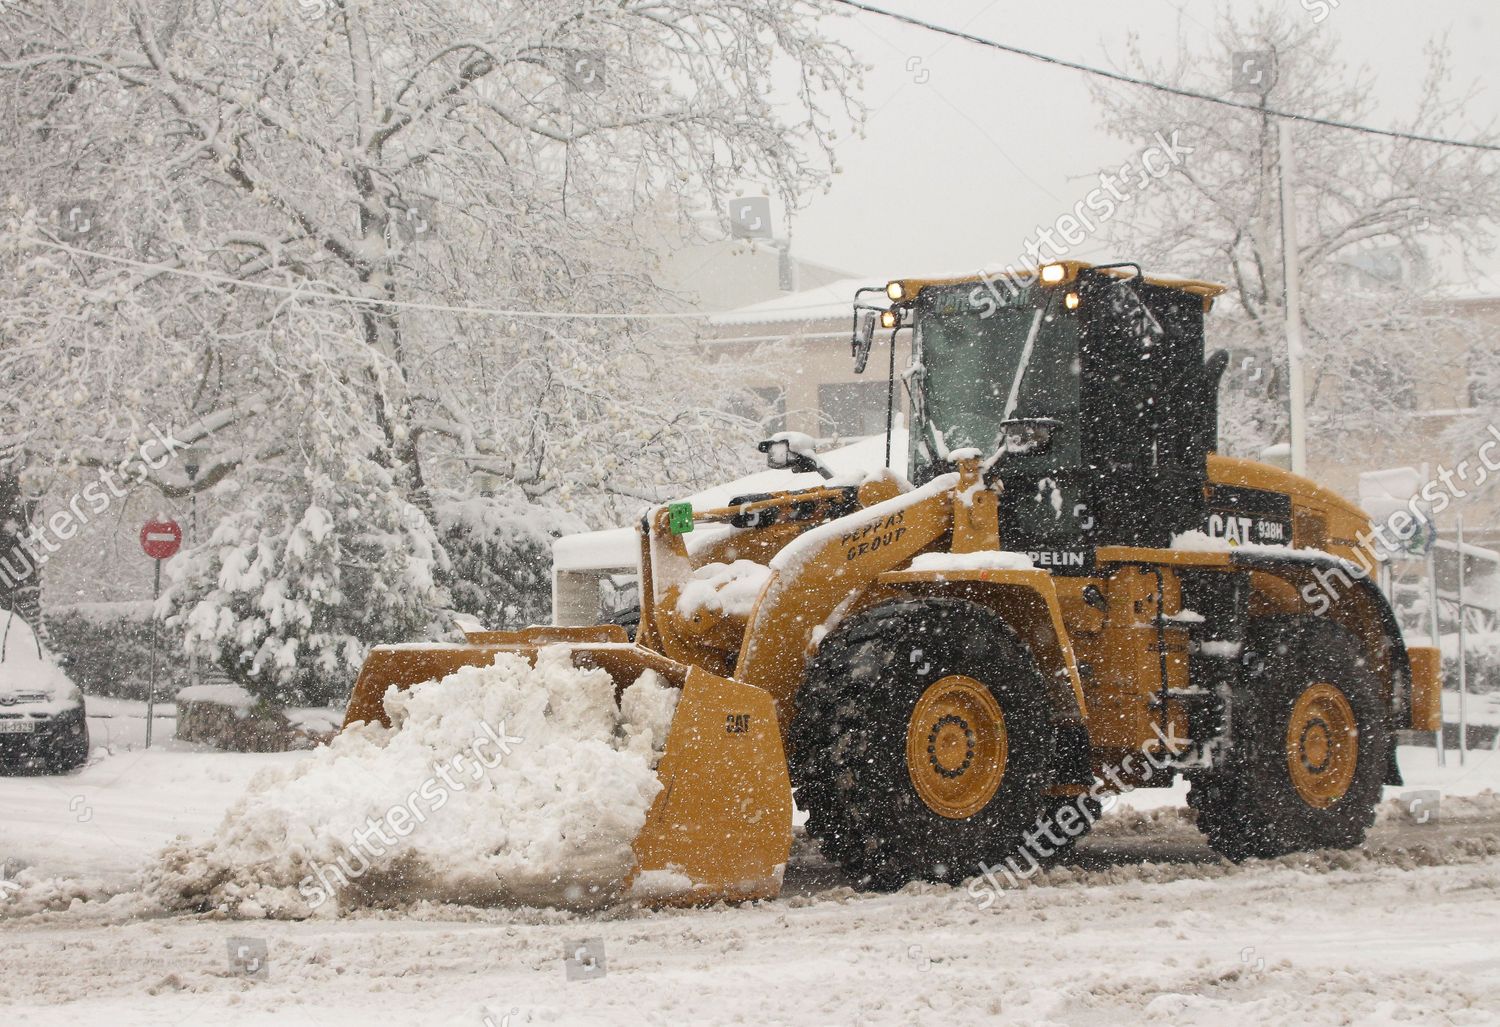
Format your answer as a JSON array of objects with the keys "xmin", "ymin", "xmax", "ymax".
[
  {"xmin": 3, "ymin": 813, "xmax": 1498, "ymax": 1026},
  {"xmin": 3, "ymin": 735, "xmax": 1499, "ymax": 1025}
]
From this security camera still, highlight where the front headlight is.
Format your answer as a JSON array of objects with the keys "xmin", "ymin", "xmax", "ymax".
[{"xmin": 885, "ymin": 281, "xmax": 905, "ymax": 301}]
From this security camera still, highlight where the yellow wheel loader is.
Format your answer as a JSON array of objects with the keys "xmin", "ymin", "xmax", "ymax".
[{"xmin": 343, "ymin": 259, "xmax": 1444, "ymax": 902}]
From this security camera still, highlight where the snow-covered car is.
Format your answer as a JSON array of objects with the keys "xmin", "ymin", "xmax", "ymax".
[{"xmin": 0, "ymin": 616, "xmax": 89, "ymax": 773}]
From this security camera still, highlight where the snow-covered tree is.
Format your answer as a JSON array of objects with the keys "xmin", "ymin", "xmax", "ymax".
[
  {"xmin": 165, "ymin": 458, "xmax": 448, "ymax": 708},
  {"xmin": 1089, "ymin": 5, "xmax": 1500, "ymax": 460},
  {"xmin": 431, "ymin": 490, "xmax": 586, "ymax": 631},
  {"xmin": 0, "ymin": 0, "xmax": 857, "ymax": 507},
  {"xmin": 0, "ymin": 0, "xmax": 860, "ymax": 693}
]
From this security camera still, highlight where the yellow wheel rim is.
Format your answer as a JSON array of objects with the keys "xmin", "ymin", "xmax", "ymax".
[
  {"xmin": 1286, "ymin": 682, "xmax": 1359, "ymax": 809},
  {"xmin": 905, "ymin": 675, "xmax": 1007, "ymax": 819}
]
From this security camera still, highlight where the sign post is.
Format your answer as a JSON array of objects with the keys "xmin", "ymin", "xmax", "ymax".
[
  {"xmin": 140, "ymin": 519, "xmax": 182, "ymax": 748},
  {"xmin": 1426, "ymin": 532, "xmax": 1446, "ymax": 765}
]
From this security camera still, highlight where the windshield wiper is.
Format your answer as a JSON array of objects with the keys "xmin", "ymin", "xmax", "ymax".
[{"xmin": 1001, "ymin": 307, "xmax": 1046, "ymax": 420}]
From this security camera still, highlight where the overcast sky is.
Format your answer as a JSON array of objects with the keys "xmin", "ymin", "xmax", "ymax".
[{"xmin": 783, "ymin": 0, "xmax": 1498, "ymax": 286}]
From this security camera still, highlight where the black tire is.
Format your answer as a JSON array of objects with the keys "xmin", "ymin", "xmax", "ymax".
[
  {"xmin": 1188, "ymin": 617, "xmax": 1389, "ymax": 861},
  {"xmin": 789, "ymin": 598, "xmax": 1056, "ymax": 890},
  {"xmin": 1035, "ymin": 795, "xmax": 1102, "ymax": 866}
]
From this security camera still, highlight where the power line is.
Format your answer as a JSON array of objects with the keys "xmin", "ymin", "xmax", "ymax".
[
  {"xmin": 829, "ymin": 0, "xmax": 1500, "ymax": 154},
  {"xmin": 29, "ymin": 237, "xmax": 858, "ymax": 322}
]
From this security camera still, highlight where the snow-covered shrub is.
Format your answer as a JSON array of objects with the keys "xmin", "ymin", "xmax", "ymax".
[
  {"xmin": 431, "ymin": 492, "xmax": 584, "ymax": 631},
  {"xmin": 1445, "ymin": 632, "xmax": 1500, "ymax": 694},
  {"xmin": 45, "ymin": 602, "xmax": 188, "ymax": 700},
  {"xmin": 163, "ymin": 469, "xmax": 449, "ymax": 710}
]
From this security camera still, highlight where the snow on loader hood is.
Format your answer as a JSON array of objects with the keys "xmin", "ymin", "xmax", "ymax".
[{"xmin": 147, "ymin": 646, "xmax": 678, "ymax": 918}]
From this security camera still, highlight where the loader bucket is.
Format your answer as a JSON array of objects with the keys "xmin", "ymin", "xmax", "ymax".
[{"xmin": 341, "ymin": 626, "xmax": 793, "ymax": 906}]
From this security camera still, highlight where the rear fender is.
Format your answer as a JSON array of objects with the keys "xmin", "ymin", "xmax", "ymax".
[{"xmin": 1230, "ymin": 550, "xmax": 1411, "ymax": 726}]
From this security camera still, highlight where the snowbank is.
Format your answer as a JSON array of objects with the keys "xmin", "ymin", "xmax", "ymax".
[
  {"xmin": 145, "ymin": 646, "xmax": 677, "ymax": 918},
  {"xmin": 174, "ymin": 683, "xmax": 254, "ymax": 710},
  {"xmin": 1170, "ymin": 529, "xmax": 1231, "ymax": 553}
]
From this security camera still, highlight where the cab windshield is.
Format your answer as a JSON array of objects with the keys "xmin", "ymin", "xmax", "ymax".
[{"xmin": 910, "ymin": 283, "xmax": 1080, "ymax": 482}]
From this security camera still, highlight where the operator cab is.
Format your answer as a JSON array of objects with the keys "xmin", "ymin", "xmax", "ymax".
[{"xmin": 855, "ymin": 261, "xmax": 1229, "ymax": 570}]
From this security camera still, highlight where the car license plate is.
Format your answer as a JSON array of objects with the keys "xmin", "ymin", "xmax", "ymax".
[{"xmin": 0, "ymin": 720, "xmax": 35, "ymax": 734}]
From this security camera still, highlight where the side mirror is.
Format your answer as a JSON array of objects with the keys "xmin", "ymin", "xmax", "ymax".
[
  {"xmin": 758, "ymin": 433, "xmax": 835, "ymax": 479},
  {"xmin": 851, "ymin": 309, "xmax": 877, "ymax": 374},
  {"xmin": 762, "ymin": 437, "xmax": 793, "ymax": 469}
]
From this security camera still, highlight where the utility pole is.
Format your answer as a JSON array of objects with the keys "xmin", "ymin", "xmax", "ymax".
[
  {"xmin": 1457, "ymin": 517, "xmax": 1469, "ymax": 765},
  {"xmin": 1278, "ymin": 119, "xmax": 1309, "ymax": 478}
]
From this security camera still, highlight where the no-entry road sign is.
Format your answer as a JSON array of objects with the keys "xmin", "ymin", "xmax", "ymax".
[{"xmin": 140, "ymin": 519, "xmax": 183, "ymax": 561}]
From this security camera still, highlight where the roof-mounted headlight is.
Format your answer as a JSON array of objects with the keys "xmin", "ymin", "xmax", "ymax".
[
  {"xmin": 885, "ymin": 281, "xmax": 905, "ymax": 301},
  {"xmin": 1040, "ymin": 263, "xmax": 1067, "ymax": 285}
]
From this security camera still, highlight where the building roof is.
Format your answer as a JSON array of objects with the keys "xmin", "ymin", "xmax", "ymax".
[{"xmin": 709, "ymin": 277, "xmax": 881, "ymax": 327}]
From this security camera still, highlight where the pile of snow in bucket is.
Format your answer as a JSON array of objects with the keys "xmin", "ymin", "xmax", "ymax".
[{"xmin": 146, "ymin": 646, "xmax": 678, "ymax": 918}]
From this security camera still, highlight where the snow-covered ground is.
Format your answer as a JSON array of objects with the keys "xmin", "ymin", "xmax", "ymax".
[
  {"xmin": 1443, "ymin": 687, "xmax": 1500, "ymax": 728},
  {"xmin": 81, "ymin": 695, "xmax": 188, "ymax": 749},
  {"xmin": 1, "ymin": 702, "xmax": 291, "ymax": 887},
  {"xmin": 4, "ymin": 723, "xmax": 1498, "ymax": 1025},
  {"xmin": 13, "ymin": 738, "xmax": 1490, "ymax": 885},
  {"xmin": 5, "ymin": 841, "xmax": 1499, "ymax": 1027}
]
